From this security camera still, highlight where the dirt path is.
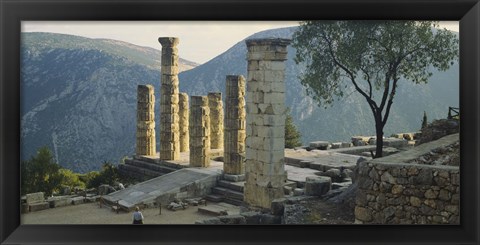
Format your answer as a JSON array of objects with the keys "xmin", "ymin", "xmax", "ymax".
[{"xmin": 22, "ymin": 202, "xmax": 216, "ymax": 224}]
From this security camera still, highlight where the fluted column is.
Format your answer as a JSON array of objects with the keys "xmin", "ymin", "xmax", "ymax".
[
  {"xmin": 189, "ymin": 96, "xmax": 210, "ymax": 167},
  {"xmin": 208, "ymin": 92, "xmax": 224, "ymax": 150},
  {"xmin": 179, "ymin": 92, "xmax": 189, "ymax": 152},
  {"xmin": 224, "ymin": 75, "xmax": 246, "ymax": 175},
  {"xmin": 158, "ymin": 37, "xmax": 180, "ymax": 160},
  {"xmin": 136, "ymin": 84, "xmax": 156, "ymax": 156}
]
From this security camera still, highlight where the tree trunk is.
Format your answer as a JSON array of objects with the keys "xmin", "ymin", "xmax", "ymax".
[{"xmin": 374, "ymin": 120, "xmax": 384, "ymax": 158}]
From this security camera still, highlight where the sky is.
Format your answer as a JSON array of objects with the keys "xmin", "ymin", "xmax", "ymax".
[{"xmin": 22, "ymin": 21, "xmax": 459, "ymax": 64}]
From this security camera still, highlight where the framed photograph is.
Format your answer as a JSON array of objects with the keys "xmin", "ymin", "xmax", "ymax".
[{"xmin": 1, "ymin": 0, "xmax": 479, "ymax": 244}]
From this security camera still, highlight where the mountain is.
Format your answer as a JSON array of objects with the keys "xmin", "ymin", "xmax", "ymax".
[
  {"xmin": 21, "ymin": 29, "xmax": 459, "ymax": 173},
  {"xmin": 21, "ymin": 32, "xmax": 198, "ymax": 173},
  {"xmin": 179, "ymin": 27, "xmax": 459, "ymax": 143}
]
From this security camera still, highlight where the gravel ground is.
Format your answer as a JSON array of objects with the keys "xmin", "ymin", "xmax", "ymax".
[{"xmin": 22, "ymin": 202, "xmax": 216, "ymax": 224}]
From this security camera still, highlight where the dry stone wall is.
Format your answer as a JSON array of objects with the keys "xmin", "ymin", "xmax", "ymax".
[
  {"xmin": 179, "ymin": 92, "xmax": 189, "ymax": 152},
  {"xmin": 158, "ymin": 37, "xmax": 180, "ymax": 160},
  {"xmin": 355, "ymin": 160, "xmax": 460, "ymax": 224},
  {"xmin": 243, "ymin": 38, "xmax": 291, "ymax": 209},
  {"xmin": 136, "ymin": 84, "xmax": 156, "ymax": 156},
  {"xmin": 224, "ymin": 75, "xmax": 246, "ymax": 175},
  {"xmin": 208, "ymin": 92, "xmax": 224, "ymax": 149},
  {"xmin": 189, "ymin": 96, "xmax": 210, "ymax": 167}
]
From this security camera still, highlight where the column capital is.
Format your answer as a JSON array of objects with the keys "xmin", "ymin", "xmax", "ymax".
[{"xmin": 158, "ymin": 37, "xmax": 179, "ymax": 47}]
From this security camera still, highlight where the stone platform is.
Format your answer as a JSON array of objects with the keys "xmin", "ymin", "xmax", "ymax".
[
  {"xmin": 103, "ymin": 167, "xmax": 221, "ymax": 210},
  {"xmin": 285, "ymin": 149, "xmax": 369, "ymax": 171}
]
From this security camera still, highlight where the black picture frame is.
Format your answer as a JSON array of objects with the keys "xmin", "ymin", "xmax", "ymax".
[{"xmin": 1, "ymin": 0, "xmax": 479, "ymax": 244}]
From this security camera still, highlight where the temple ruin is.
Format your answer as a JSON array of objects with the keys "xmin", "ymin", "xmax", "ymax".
[
  {"xmin": 158, "ymin": 37, "xmax": 180, "ymax": 160},
  {"xmin": 189, "ymin": 96, "xmax": 211, "ymax": 167},
  {"xmin": 208, "ymin": 92, "xmax": 224, "ymax": 150},
  {"xmin": 223, "ymin": 75, "xmax": 246, "ymax": 175},
  {"xmin": 243, "ymin": 38, "xmax": 291, "ymax": 208},
  {"xmin": 135, "ymin": 84, "xmax": 156, "ymax": 156},
  {"xmin": 178, "ymin": 92, "xmax": 189, "ymax": 152}
]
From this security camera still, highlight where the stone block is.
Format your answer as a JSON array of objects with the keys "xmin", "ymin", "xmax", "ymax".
[
  {"xmin": 305, "ymin": 176, "xmax": 331, "ymax": 196},
  {"xmin": 309, "ymin": 141, "xmax": 330, "ymax": 150},
  {"xmin": 71, "ymin": 196, "xmax": 85, "ymax": 205},
  {"xmin": 293, "ymin": 188, "xmax": 304, "ymax": 196},
  {"xmin": 26, "ymin": 192, "xmax": 44, "ymax": 204},
  {"xmin": 271, "ymin": 198, "xmax": 286, "ymax": 215},
  {"xmin": 29, "ymin": 201, "xmax": 50, "ymax": 212},
  {"xmin": 48, "ymin": 197, "xmax": 71, "ymax": 208}
]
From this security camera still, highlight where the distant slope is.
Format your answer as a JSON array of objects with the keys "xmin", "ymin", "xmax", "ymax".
[{"xmin": 21, "ymin": 32, "xmax": 198, "ymax": 172}]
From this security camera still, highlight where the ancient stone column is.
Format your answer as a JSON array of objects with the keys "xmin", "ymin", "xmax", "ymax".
[
  {"xmin": 158, "ymin": 37, "xmax": 180, "ymax": 160},
  {"xmin": 243, "ymin": 38, "xmax": 291, "ymax": 208},
  {"xmin": 136, "ymin": 84, "xmax": 156, "ymax": 156},
  {"xmin": 208, "ymin": 92, "xmax": 224, "ymax": 149},
  {"xmin": 189, "ymin": 96, "xmax": 210, "ymax": 167},
  {"xmin": 224, "ymin": 75, "xmax": 246, "ymax": 175},
  {"xmin": 179, "ymin": 93, "xmax": 189, "ymax": 152}
]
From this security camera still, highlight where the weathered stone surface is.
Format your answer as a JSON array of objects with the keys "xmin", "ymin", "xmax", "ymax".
[
  {"xmin": 26, "ymin": 192, "xmax": 45, "ymax": 204},
  {"xmin": 305, "ymin": 176, "xmax": 331, "ymax": 196},
  {"xmin": 29, "ymin": 202, "xmax": 50, "ymax": 212},
  {"xmin": 208, "ymin": 92, "xmax": 223, "ymax": 149},
  {"xmin": 136, "ymin": 84, "xmax": 156, "ymax": 156},
  {"xmin": 189, "ymin": 96, "xmax": 210, "ymax": 167},
  {"xmin": 71, "ymin": 196, "xmax": 85, "ymax": 205},
  {"xmin": 354, "ymin": 206, "xmax": 372, "ymax": 222},
  {"xmin": 244, "ymin": 38, "xmax": 290, "ymax": 208},
  {"xmin": 178, "ymin": 93, "xmax": 189, "ymax": 152},
  {"xmin": 309, "ymin": 141, "xmax": 330, "ymax": 150},
  {"xmin": 224, "ymin": 75, "xmax": 246, "ymax": 175},
  {"xmin": 159, "ymin": 37, "xmax": 180, "ymax": 160},
  {"xmin": 48, "ymin": 196, "xmax": 71, "ymax": 208},
  {"xmin": 271, "ymin": 198, "xmax": 286, "ymax": 215}
]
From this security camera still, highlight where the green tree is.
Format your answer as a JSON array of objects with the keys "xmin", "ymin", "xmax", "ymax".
[
  {"xmin": 86, "ymin": 161, "xmax": 119, "ymax": 188},
  {"xmin": 285, "ymin": 108, "xmax": 302, "ymax": 148},
  {"xmin": 293, "ymin": 21, "xmax": 458, "ymax": 158},
  {"xmin": 59, "ymin": 168, "xmax": 85, "ymax": 189},
  {"xmin": 421, "ymin": 111, "xmax": 428, "ymax": 129},
  {"xmin": 21, "ymin": 146, "xmax": 63, "ymax": 196}
]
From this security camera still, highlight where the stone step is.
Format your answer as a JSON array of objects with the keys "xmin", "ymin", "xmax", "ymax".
[
  {"xmin": 198, "ymin": 202, "xmax": 240, "ymax": 216},
  {"xmin": 217, "ymin": 180, "xmax": 244, "ymax": 192},
  {"xmin": 205, "ymin": 194, "xmax": 224, "ymax": 203},
  {"xmin": 223, "ymin": 197, "xmax": 246, "ymax": 207},
  {"xmin": 125, "ymin": 159, "xmax": 178, "ymax": 173},
  {"xmin": 212, "ymin": 187, "xmax": 244, "ymax": 201}
]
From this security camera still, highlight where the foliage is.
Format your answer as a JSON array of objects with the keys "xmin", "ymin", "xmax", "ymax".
[
  {"xmin": 285, "ymin": 108, "xmax": 303, "ymax": 148},
  {"xmin": 58, "ymin": 168, "xmax": 85, "ymax": 189},
  {"xmin": 422, "ymin": 111, "xmax": 428, "ymax": 129},
  {"xmin": 21, "ymin": 146, "xmax": 63, "ymax": 196},
  {"xmin": 86, "ymin": 161, "xmax": 120, "ymax": 189},
  {"xmin": 292, "ymin": 21, "xmax": 458, "ymax": 157}
]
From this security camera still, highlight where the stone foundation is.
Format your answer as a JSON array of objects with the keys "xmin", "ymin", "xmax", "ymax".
[
  {"xmin": 179, "ymin": 92, "xmax": 189, "ymax": 152},
  {"xmin": 158, "ymin": 37, "xmax": 180, "ymax": 160},
  {"xmin": 189, "ymin": 96, "xmax": 210, "ymax": 167},
  {"xmin": 224, "ymin": 75, "xmax": 246, "ymax": 175},
  {"xmin": 243, "ymin": 38, "xmax": 291, "ymax": 208},
  {"xmin": 208, "ymin": 92, "xmax": 224, "ymax": 149},
  {"xmin": 136, "ymin": 84, "xmax": 156, "ymax": 156}
]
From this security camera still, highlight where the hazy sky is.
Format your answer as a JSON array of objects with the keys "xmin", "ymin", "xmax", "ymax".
[{"xmin": 22, "ymin": 21, "xmax": 459, "ymax": 64}]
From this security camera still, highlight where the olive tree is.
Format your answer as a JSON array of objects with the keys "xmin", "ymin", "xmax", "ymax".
[{"xmin": 292, "ymin": 21, "xmax": 458, "ymax": 157}]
